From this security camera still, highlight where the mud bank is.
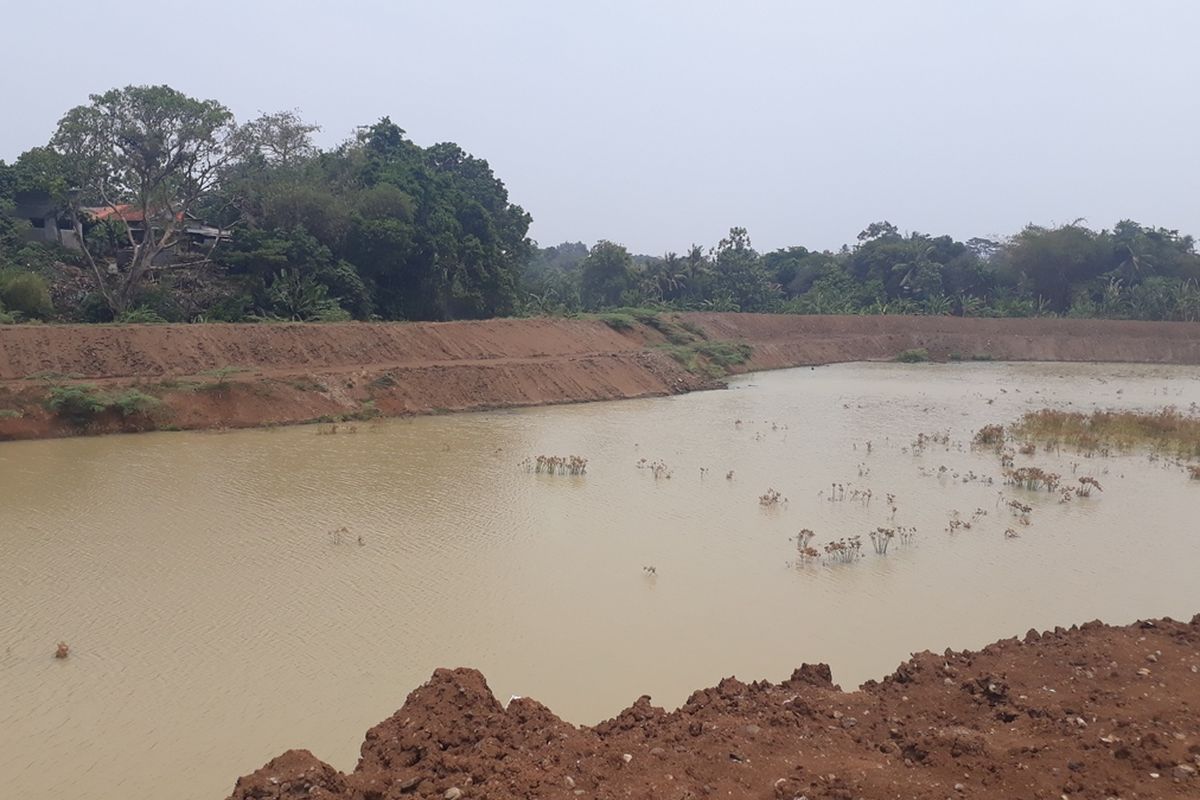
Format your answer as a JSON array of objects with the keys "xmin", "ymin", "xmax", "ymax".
[
  {"xmin": 1, "ymin": 314, "xmax": 1198, "ymax": 440},
  {"xmin": 227, "ymin": 616, "xmax": 1200, "ymax": 800}
]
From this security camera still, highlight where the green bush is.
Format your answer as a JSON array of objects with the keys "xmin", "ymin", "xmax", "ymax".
[
  {"xmin": 46, "ymin": 384, "xmax": 108, "ymax": 424},
  {"xmin": 596, "ymin": 312, "xmax": 636, "ymax": 330},
  {"xmin": 896, "ymin": 348, "xmax": 931, "ymax": 363},
  {"xmin": 45, "ymin": 384, "xmax": 161, "ymax": 424},
  {"xmin": 116, "ymin": 306, "xmax": 168, "ymax": 324},
  {"xmin": 0, "ymin": 270, "xmax": 53, "ymax": 319}
]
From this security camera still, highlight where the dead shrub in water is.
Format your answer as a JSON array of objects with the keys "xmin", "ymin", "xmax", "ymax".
[
  {"xmin": 522, "ymin": 455, "xmax": 589, "ymax": 475},
  {"xmin": 824, "ymin": 536, "xmax": 863, "ymax": 564},
  {"xmin": 1188, "ymin": 464, "xmax": 1200, "ymax": 480},
  {"xmin": 1076, "ymin": 476, "xmax": 1103, "ymax": 497},
  {"xmin": 759, "ymin": 488, "xmax": 787, "ymax": 507},
  {"xmin": 868, "ymin": 527, "xmax": 896, "ymax": 555},
  {"xmin": 1002, "ymin": 466, "xmax": 1060, "ymax": 491},
  {"xmin": 794, "ymin": 529, "xmax": 820, "ymax": 563},
  {"xmin": 973, "ymin": 424, "xmax": 1005, "ymax": 448},
  {"xmin": 635, "ymin": 458, "xmax": 672, "ymax": 479}
]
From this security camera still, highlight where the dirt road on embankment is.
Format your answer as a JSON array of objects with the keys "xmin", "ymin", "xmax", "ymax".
[{"xmin": 1, "ymin": 314, "xmax": 1198, "ymax": 440}]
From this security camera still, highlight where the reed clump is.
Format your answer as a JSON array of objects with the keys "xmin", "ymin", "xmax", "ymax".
[
  {"xmin": 523, "ymin": 455, "xmax": 589, "ymax": 475},
  {"xmin": 1188, "ymin": 464, "xmax": 1200, "ymax": 480},
  {"xmin": 824, "ymin": 536, "xmax": 863, "ymax": 563},
  {"xmin": 794, "ymin": 529, "xmax": 820, "ymax": 563},
  {"xmin": 973, "ymin": 424, "xmax": 1005, "ymax": 448},
  {"xmin": 1002, "ymin": 466, "xmax": 1061, "ymax": 491},
  {"xmin": 1013, "ymin": 407, "xmax": 1200, "ymax": 458}
]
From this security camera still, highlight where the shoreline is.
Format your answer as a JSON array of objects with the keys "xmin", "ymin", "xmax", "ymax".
[{"xmin": 3, "ymin": 313, "xmax": 1199, "ymax": 441}]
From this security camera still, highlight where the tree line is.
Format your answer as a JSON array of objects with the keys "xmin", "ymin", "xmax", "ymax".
[
  {"xmin": 1, "ymin": 85, "xmax": 1198, "ymax": 324},
  {"xmin": 527, "ymin": 221, "xmax": 1200, "ymax": 321}
]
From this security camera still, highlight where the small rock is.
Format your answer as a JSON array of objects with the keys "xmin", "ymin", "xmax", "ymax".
[
  {"xmin": 563, "ymin": 776, "xmax": 575, "ymax": 789},
  {"xmin": 621, "ymin": 753, "xmax": 632, "ymax": 764},
  {"xmin": 444, "ymin": 789, "xmax": 462, "ymax": 800},
  {"xmin": 832, "ymin": 710, "xmax": 843, "ymax": 720},
  {"xmin": 840, "ymin": 717, "xmax": 857, "ymax": 729},
  {"xmin": 1073, "ymin": 717, "xmax": 1088, "ymax": 728},
  {"xmin": 1137, "ymin": 668, "xmax": 1152, "ymax": 677},
  {"xmin": 1174, "ymin": 764, "xmax": 1197, "ymax": 780},
  {"xmin": 954, "ymin": 782, "xmax": 966, "ymax": 792},
  {"xmin": 1147, "ymin": 653, "xmax": 1158, "ymax": 663},
  {"xmin": 744, "ymin": 724, "xmax": 761, "ymax": 736}
]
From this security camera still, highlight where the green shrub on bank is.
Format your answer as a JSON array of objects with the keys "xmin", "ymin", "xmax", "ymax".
[
  {"xmin": 46, "ymin": 384, "xmax": 108, "ymax": 424},
  {"xmin": 45, "ymin": 384, "xmax": 162, "ymax": 424},
  {"xmin": 896, "ymin": 348, "xmax": 931, "ymax": 363},
  {"xmin": 0, "ymin": 270, "xmax": 53, "ymax": 319}
]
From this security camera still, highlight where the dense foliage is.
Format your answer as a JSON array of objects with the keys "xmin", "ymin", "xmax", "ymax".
[
  {"xmin": 1, "ymin": 85, "xmax": 1199, "ymax": 323},
  {"xmin": 522, "ymin": 222, "xmax": 1200, "ymax": 322}
]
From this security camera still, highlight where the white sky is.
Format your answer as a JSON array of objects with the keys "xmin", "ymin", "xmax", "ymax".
[{"xmin": 2, "ymin": 0, "xmax": 1198, "ymax": 253}]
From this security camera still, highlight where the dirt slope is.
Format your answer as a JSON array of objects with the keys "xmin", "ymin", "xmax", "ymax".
[
  {"xmin": 2, "ymin": 314, "xmax": 1198, "ymax": 440},
  {"xmin": 226, "ymin": 615, "xmax": 1200, "ymax": 800}
]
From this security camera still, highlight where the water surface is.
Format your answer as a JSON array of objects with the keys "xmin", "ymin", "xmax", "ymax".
[{"xmin": 2, "ymin": 361, "xmax": 1199, "ymax": 800}]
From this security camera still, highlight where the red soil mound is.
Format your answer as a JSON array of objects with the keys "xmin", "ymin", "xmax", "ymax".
[{"xmin": 226, "ymin": 616, "xmax": 1200, "ymax": 799}]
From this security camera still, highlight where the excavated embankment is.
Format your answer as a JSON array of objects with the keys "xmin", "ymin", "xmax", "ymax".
[
  {"xmin": 226, "ymin": 616, "xmax": 1200, "ymax": 800},
  {"xmin": 1, "ymin": 314, "xmax": 1198, "ymax": 440}
]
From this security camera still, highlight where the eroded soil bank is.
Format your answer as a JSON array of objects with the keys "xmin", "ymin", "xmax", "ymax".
[
  {"xmin": 227, "ymin": 616, "xmax": 1200, "ymax": 800},
  {"xmin": 2, "ymin": 314, "xmax": 1198, "ymax": 440}
]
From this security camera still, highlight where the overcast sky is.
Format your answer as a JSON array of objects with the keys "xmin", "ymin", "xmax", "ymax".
[{"xmin": 2, "ymin": 1, "xmax": 1197, "ymax": 253}]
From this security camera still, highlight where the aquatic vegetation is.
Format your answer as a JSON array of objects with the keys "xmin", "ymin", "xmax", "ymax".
[
  {"xmin": 1013, "ymin": 407, "xmax": 1200, "ymax": 458},
  {"xmin": 725, "ymin": 470, "xmax": 735, "ymax": 480},
  {"xmin": 1004, "ymin": 528, "xmax": 1020, "ymax": 539},
  {"xmin": 1002, "ymin": 466, "xmax": 1061, "ymax": 491},
  {"xmin": 897, "ymin": 526, "xmax": 917, "ymax": 545},
  {"xmin": 793, "ymin": 529, "xmax": 820, "ymax": 563},
  {"xmin": 973, "ymin": 424, "xmax": 1005, "ymax": 448},
  {"xmin": 1188, "ymin": 465, "xmax": 1200, "ymax": 480},
  {"xmin": 868, "ymin": 527, "xmax": 895, "ymax": 555},
  {"xmin": 1076, "ymin": 476, "xmax": 1103, "ymax": 497},
  {"xmin": 523, "ymin": 455, "xmax": 589, "ymax": 475},
  {"xmin": 910, "ymin": 431, "xmax": 951, "ymax": 454},
  {"xmin": 823, "ymin": 536, "xmax": 863, "ymax": 563},
  {"xmin": 642, "ymin": 565, "xmax": 657, "ymax": 576},
  {"xmin": 55, "ymin": 641, "xmax": 70, "ymax": 659},
  {"xmin": 636, "ymin": 458, "xmax": 672, "ymax": 479},
  {"xmin": 759, "ymin": 488, "xmax": 787, "ymax": 507}
]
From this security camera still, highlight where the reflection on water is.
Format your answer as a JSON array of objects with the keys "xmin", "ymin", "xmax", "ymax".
[{"xmin": 2, "ymin": 361, "xmax": 1199, "ymax": 800}]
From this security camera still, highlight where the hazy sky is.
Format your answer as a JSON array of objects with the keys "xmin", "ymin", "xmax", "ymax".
[{"xmin": 2, "ymin": 1, "xmax": 1198, "ymax": 253}]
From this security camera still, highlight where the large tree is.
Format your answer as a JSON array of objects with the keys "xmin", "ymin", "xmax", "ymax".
[{"xmin": 52, "ymin": 85, "xmax": 243, "ymax": 313}]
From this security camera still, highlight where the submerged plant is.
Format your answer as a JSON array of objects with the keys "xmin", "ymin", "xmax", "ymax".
[
  {"xmin": 1076, "ymin": 476, "xmax": 1103, "ymax": 497},
  {"xmin": 868, "ymin": 527, "xmax": 896, "ymax": 555},
  {"xmin": 759, "ymin": 488, "xmax": 787, "ymax": 507},
  {"xmin": 823, "ymin": 536, "xmax": 863, "ymax": 564},
  {"xmin": 1002, "ymin": 466, "xmax": 1061, "ymax": 491},
  {"xmin": 973, "ymin": 424, "xmax": 1005, "ymax": 448},
  {"xmin": 524, "ymin": 455, "xmax": 589, "ymax": 475}
]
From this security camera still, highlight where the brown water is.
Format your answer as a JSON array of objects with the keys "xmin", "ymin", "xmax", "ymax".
[{"xmin": 3, "ymin": 361, "xmax": 1199, "ymax": 800}]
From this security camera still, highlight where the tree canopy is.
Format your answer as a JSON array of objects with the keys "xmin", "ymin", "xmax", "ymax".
[{"xmin": 1, "ymin": 84, "xmax": 1199, "ymax": 324}]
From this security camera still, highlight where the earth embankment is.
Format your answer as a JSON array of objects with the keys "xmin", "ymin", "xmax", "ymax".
[
  {"xmin": 226, "ymin": 616, "xmax": 1200, "ymax": 800},
  {"xmin": 1, "ymin": 314, "xmax": 1197, "ymax": 440}
]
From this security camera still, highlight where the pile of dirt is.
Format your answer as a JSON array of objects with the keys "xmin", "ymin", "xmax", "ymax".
[
  {"xmin": 2, "ymin": 314, "xmax": 1199, "ymax": 441},
  {"xmin": 225, "ymin": 616, "xmax": 1200, "ymax": 799}
]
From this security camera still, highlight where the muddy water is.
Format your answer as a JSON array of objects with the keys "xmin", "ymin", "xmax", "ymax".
[{"xmin": 3, "ymin": 362, "xmax": 1199, "ymax": 800}]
